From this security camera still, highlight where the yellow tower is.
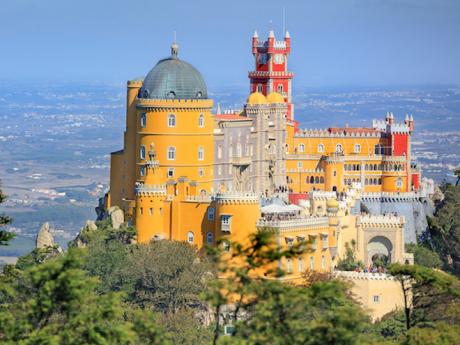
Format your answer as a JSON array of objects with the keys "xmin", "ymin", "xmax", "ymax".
[{"xmin": 323, "ymin": 155, "xmax": 345, "ymax": 192}]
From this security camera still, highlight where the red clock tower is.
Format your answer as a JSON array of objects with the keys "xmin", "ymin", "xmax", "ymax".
[{"xmin": 249, "ymin": 30, "xmax": 294, "ymax": 120}]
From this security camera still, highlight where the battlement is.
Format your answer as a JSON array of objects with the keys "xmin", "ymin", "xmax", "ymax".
[
  {"xmin": 136, "ymin": 98, "xmax": 213, "ymax": 110},
  {"xmin": 257, "ymin": 216, "xmax": 329, "ymax": 231},
  {"xmin": 361, "ymin": 192, "xmax": 418, "ymax": 202},
  {"xmin": 184, "ymin": 195, "xmax": 212, "ymax": 203},
  {"xmin": 310, "ymin": 191, "xmax": 337, "ymax": 200},
  {"xmin": 135, "ymin": 183, "xmax": 167, "ymax": 196},
  {"xmin": 213, "ymin": 192, "xmax": 260, "ymax": 204},
  {"xmin": 295, "ymin": 128, "xmax": 381, "ymax": 138},
  {"xmin": 357, "ymin": 214, "xmax": 405, "ymax": 228},
  {"xmin": 334, "ymin": 271, "xmax": 397, "ymax": 281}
]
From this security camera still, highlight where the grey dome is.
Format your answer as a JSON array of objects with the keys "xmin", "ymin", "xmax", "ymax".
[{"xmin": 140, "ymin": 46, "xmax": 207, "ymax": 100}]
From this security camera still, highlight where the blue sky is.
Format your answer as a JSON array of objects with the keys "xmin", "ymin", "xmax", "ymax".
[{"xmin": 1, "ymin": 0, "xmax": 459, "ymax": 88}]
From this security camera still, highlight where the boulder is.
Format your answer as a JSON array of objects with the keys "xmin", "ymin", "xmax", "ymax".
[
  {"xmin": 85, "ymin": 220, "xmax": 97, "ymax": 231},
  {"xmin": 109, "ymin": 206, "xmax": 124, "ymax": 229},
  {"xmin": 36, "ymin": 222, "xmax": 54, "ymax": 249}
]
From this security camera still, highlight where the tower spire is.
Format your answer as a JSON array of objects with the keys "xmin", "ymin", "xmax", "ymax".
[{"xmin": 171, "ymin": 31, "xmax": 179, "ymax": 58}]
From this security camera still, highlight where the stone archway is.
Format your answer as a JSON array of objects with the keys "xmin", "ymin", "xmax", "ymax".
[{"xmin": 367, "ymin": 236, "xmax": 393, "ymax": 265}]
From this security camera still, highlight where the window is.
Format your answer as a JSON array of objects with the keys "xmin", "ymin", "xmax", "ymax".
[
  {"xmin": 206, "ymin": 232, "xmax": 213, "ymax": 244},
  {"xmin": 149, "ymin": 208, "xmax": 153, "ymax": 216},
  {"xmin": 373, "ymin": 295, "xmax": 380, "ymax": 303},
  {"xmin": 396, "ymin": 178, "xmax": 403, "ymax": 188},
  {"xmin": 140, "ymin": 146, "xmax": 146, "ymax": 160},
  {"xmin": 286, "ymin": 258, "xmax": 292, "ymax": 273},
  {"xmin": 310, "ymin": 256, "xmax": 314, "ymax": 270},
  {"xmin": 298, "ymin": 144, "xmax": 305, "ymax": 153},
  {"xmin": 140, "ymin": 113, "xmax": 146, "ymax": 128},
  {"xmin": 198, "ymin": 114, "xmax": 204, "ymax": 128},
  {"xmin": 223, "ymin": 241, "xmax": 231, "ymax": 252},
  {"xmin": 321, "ymin": 255, "xmax": 326, "ymax": 269},
  {"xmin": 257, "ymin": 84, "xmax": 263, "ymax": 93},
  {"xmin": 217, "ymin": 145, "xmax": 222, "ymax": 159},
  {"xmin": 322, "ymin": 235, "xmax": 328, "ymax": 249},
  {"xmin": 333, "ymin": 170, "xmax": 336, "ymax": 177},
  {"xmin": 168, "ymin": 114, "xmax": 176, "ymax": 127},
  {"xmin": 298, "ymin": 257, "xmax": 303, "ymax": 273},
  {"xmin": 198, "ymin": 168, "xmax": 204, "ymax": 177},
  {"xmin": 140, "ymin": 166, "xmax": 145, "ymax": 176},
  {"xmin": 318, "ymin": 144, "xmax": 324, "ymax": 153},
  {"xmin": 207, "ymin": 207, "xmax": 215, "ymax": 221},
  {"xmin": 198, "ymin": 146, "xmax": 204, "ymax": 161},
  {"xmin": 187, "ymin": 231, "xmax": 194, "ymax": 244},
  {"xmin": 297, "ymin": 161, "xmax": 303, "ymax": 169},
  {"xmin": 218, "ymin": 165, "xmax": 222, "ymax": 176},
  {"xmin": 336, "ymin": 144, "xmax": 343, "ymax": 153},
  {"xmin": 167, "ymin": 147, "xmax": 176, "ymax": 160},
  {"xmin": 354, "ymin": 144, "xmax": 361, "ymax": 153},
  {"xmin": 221, "ymin": 215, "xmax": 232, "ymax": 232},
  {"xmin": 139, "ymin": 207, "xmax": 143, "ymax": 215},
  {"xmin": 277, "ymin": 84, "xmax": 284, "ymax": 93},
  {"xmin": 167, "ymin": 168, "xmax": 174, "ymax": 178}
]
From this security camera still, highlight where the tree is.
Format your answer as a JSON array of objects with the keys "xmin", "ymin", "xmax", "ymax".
[
  {"xmin": 0, "ymin": 248, "xmax": 171, "ymax": 344},
  {"xmin": 427, "ymin": 184, "xmax": 460, "ymax": 276},
  {"xmin": 406, "ymin": 244, "xmax": 442, "ymax": 269},
  {"xmin": 205, "ymin": 230, "xmax": 370, "ymax": 345},
  {"xmin": 388, "ymin": 264, "xmax": 460, "ymax": 331},
  {"xmin": 0, "ymin": 183, "xmax": 14, "ymax": 245},
  {"xmin": 336, "ymin": 240, "xmax": 364, "ymax": 271},
  {"xmin": 454, "ymin": 168, "xmax": 460, "ymax": 186}
]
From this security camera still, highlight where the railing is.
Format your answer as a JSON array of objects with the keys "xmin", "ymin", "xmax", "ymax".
[
  {"xmin": 357, "ymin": 214, "xmax": 405, "ymax": 227},
  {"xmin": 334, "ymin": 271, "xmax": 396, "ymax": 281},
  {"xmin": 257, "ymin": 216, "xmax": 329, "ymax": 230},
  {"xmin": 185, "ymin": 195, "xmax": 212, "ymax": 203}
]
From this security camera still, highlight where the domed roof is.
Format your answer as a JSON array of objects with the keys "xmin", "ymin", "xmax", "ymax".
[
  {"xmin": 266, "ymin": 92, "xmax": 285, "ymax": 103},
  {"xmin": 139, "ymin": 44, "xmax": 207, "ymax": 100},
  {"xmin": 247, "ymin": 92, "xmax": 267, "ymax": 105}
]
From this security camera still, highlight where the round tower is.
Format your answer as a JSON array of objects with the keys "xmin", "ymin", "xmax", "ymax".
[
  {"xmin": 136, "ymin": 43, "xmax": 214, "ymax": 193},
  {"xmin": 323, "ymin": 155, "xmax": 345, "ymax": 192},
  {"xmin": 135, "ymin": 145, "xmax": 167, "ymax": 243}
]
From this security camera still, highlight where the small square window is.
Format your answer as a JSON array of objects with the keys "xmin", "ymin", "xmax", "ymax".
[
  {"xmin": 199, "ymin": 168, "xmax": 205, "ymax": 177},
  {"xmin": 373, "ymin": 295, "xmax": 380, "ymax": 303},
  {"xmin": 167, "ymin": 168, "xmax": 174, "ymax": 178}
]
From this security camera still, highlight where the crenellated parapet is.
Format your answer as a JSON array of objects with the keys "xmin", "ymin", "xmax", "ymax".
[
  {"xmin": 185, "ymin": 195, "xmax": 212, "ymax": 203},
  {"xmin": 357, "ymin": 214, "xmax": 405, "ymax": 228},
  {"xmin": 136, "ymin": 98, "xmax": 213, "ymax": 111},
  {"xmin": 334, "ymin": 271, "xmax": 398, "ymax": 281},
  {"xmin": 213, "ymin": 192, "xmax": 260, "ymax": 205},
  {"xmin": 310, "ymin": 191, "xmax": 337, "ymax": 200},
  {"xmin": 295, "ymin": 129, "xmax": 381, "ymax": 138},
  {"xmin": 257, "ymin": 216, "xmax": 329, "ymax": 231},
  {"xmin": 135, "ymin": 183, "xmax": 167, "ymax": 196},
  {"xmin": 361, "ymin": 192, "xmax": 418, "ymax": 202}
]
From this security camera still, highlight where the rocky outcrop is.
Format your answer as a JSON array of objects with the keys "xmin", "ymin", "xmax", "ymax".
[
  {"xmin": 36, "ymin": 222, "xmax": 54, "ymax": 249},
  {"xmin": 71, "ymin": 220, "xmax": 99, "ymax": 248},
  {"xmin": 108, "ymin": 206, "xmax": 124, "ymax": 229}
]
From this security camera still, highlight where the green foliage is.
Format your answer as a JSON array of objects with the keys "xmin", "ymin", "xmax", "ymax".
[
  {"xmin": 0, "ymin": 248, "xmax": 171, "ymax": 344},
  {"xmin": 0, "ymin": 183, "xmax": 14, "ymax": 245},
  {"xmin": 403, "ymin": 322, "xmax": 460, "ymax": 345},
  {"xmin": 336, "ymin": 240, "xmax": 364, "ymax": 271},
  {"xmin": 406, "ymin": 244, "xmax": 442, "ymax": 269},
  {"xmin": 388, "ymin": 263, "xmax": 460, "ymax": 330},
  {"xmin": 372, "ymin": 311, "xmax": 407, "ymax": 340},
  {"xmin": 15, "ymin": 245, "xmax": 62, "ymax": 270},
  {"xmin": 160, "ymin": 309, "xmax": 213, "ymax": 345},
  {"xmin": 428, "ymin": 184, "xmax": 460, "ymax": 277}
]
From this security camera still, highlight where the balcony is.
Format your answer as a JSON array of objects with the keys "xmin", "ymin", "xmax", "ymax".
[{"xmin": 231, "ymin": 156, "xmax": 251, "ymax": 166}]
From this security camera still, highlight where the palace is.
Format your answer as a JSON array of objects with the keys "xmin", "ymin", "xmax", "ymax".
[{"xmin": 106, "ymin": 31, "xmax": 425, "ymax": 317}]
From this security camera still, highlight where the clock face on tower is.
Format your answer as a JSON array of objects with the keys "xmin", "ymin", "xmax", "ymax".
[{"xmin": 274, "ymin": 54, "xmax": 285, "ymax": 64}]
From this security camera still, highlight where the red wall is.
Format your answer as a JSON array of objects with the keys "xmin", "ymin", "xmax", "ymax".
[
  {"xmin": 392, "ymin": 134, "xmax": 409, "ymax": 156},
  {"xmin": 288, "ymin": 193, "xmax": 309, "ymax": 205}
]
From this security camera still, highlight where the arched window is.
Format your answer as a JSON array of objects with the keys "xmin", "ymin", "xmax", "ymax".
[
  {"xmin": 140, "ymin": 146, "xmax": 146, "ymax": 160},
  {"xmin": 305, "ymin": 176, "xmax": 310, "ymax": 184},
  {"xmin": 236, "ymin": 143, "xmax": 242, "ymax": 157},
  {"xmin": 277, "ymin": 84, "xmax": 284, "ymax": 93},
  {"xmin": 198, "ymin": 146, "xmax": 204, "ymax": 161},
  {"xmin": 167, "ymin": 146, "xmax": 176, "ymax": 160},
  {"xmin": 365, "ymin": 178, "xmax": 369, "ymax": 185},
  {"xmin": 315, "ymin": 176, "xmax": 320, "ymax": 184},
  {"xmin": 298, "ymin": 144, "xmax": 305, "ymax": 153},
  {"xmin": 206, "ymin": 232, "xmax": 213, "ymax": 244},
  {"xmin": 286, "ymin": 258, "xmax": 292, "ymax": 273},
  {"xmin": 321, "ymin": 255, "xmax": 326, "ymax": 269},
  {"xmin": 378, "ymin": 178, "xmax": 382, "ymax": 185},
  {"xmin": 354, "ymin": 144, "xmax": 361, "ymax": 153},
  {"xmin": 198, "ymin": 114, "xmax": 204, "ymax": 128},
  {"xmin": 298, "ymin": 258, "xmax": 303, "ymax": 273},
  {"xmin": 140, "ymin": 113, "xmax": 146, "ymax": 128},
  {"xmin": 168, "ymin": 114, "xmax": 176, "ymax": 127},
  {"xmin": 257, "ymin": 84, "xmax": 263, "ymax": 93},
  {"xmin": 310, "ymin": 256, "xmax": 314, "ymax": 270},
  {"xmin": 320, "ymin": 176, "xmax": 324, "ymax": 184},
  {"xmin": 187, "ymin": 231, "xmax": 194, "ymax": 244},
  {"xmin": 318, "ymin": 144, "xmax": 324, "ymax": 153},
  {"xmin": 207, "ymin": 207, "xmax": 215, "ymax": 221},
  {"xmin": 373, "ymin": 178, "xmax": 377, "ymax": 185},
  {"xmin": 217, "ymin": 145, "xmax": 222, "ymax": 159},
  {"xmin": 336, "ymin": 144, "xmax": 343, "ymax": 153}
]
